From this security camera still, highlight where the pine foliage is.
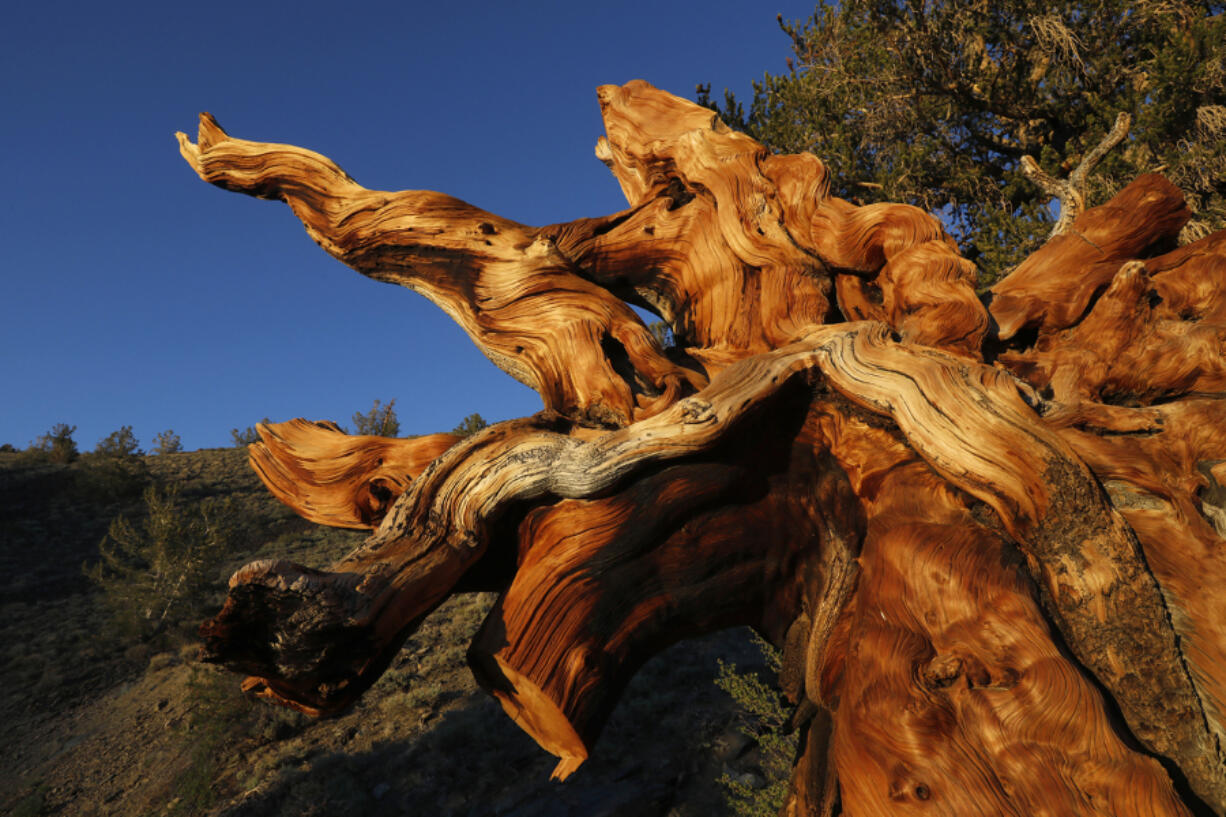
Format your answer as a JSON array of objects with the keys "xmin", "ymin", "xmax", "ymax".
[
  {"xmin": 450, "ymin": 413, "xmax": 489, "ymax": 438},
  {"xmin": 352, "ymin": 399, "xmax": 400, "ymax": 437},
  {"xmin": 716, "ymin": 635, "xmax": 794, "ymax": 817},
  {"xmin": 231, "ymin": 418, "xmax": 272, "ymax": 447},
  {"xmin": 95, "ymin": 425, "xmax": 142, "ymax": 458},
  {"xmin": 152, "ymin": 429, "xmax": 183, "ymax": 455},
  {"xmin": 83, "ymin": 484, "xmax": 247, "ymax": 642},
  {"xmin": 31, "ymin": 422, "xmax": 79, "ymax": 463},
  {"xmin": 700, "ymin": 1, "xmax": 1226, "ymax": 279}
]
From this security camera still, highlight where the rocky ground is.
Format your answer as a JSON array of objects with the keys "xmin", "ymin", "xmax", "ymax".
[{"xmin": 0, "ymin": 448, "xmax": 787, "ymax": 817}]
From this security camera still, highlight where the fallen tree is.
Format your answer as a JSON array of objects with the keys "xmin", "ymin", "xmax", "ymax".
[{"xmin": 179, "ymin": 81, "xmax": 1226, "ymax": 815}]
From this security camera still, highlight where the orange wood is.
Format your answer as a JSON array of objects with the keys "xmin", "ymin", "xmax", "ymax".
[{"xmin": 183, "ymin": 81, "xmax": 1226, "ymax": 813}]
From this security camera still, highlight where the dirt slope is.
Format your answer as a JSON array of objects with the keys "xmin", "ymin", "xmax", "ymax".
[{"xmin": 0, "ymin": 448, "xmax": 779, "ymax": 817}]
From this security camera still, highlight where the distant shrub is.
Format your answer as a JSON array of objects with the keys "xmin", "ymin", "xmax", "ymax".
[
  {"xmin": 716, "ymin": 634, "xmax": 793, "ymax": 817},
  {"xmin": 152, "ymin": 429, "xmax": 183, "ymax": 455},
  {"xmin": 353, "ymin": 399, "xmax": 399, "ymax": 437},
  {"xmin": 231, "ymin": 418, "xmax": 272, "ymax": 447},
  {"xmin": 83, "ymin": 484, "xmax": 249, "ymax": 643},
  {"xmin": 0, "ymin": 443, "xmax": 16, "ymax": 453},
  {"xmin": 648, "ymin": 320, "xmax": 675, "ymax": 349},
  {"xmin": 30, "ymin": 422, "xmax": 79, "ymax": 463},
  {"xmin": 95, "ymin": 425, "xmax": 143, "ymax": 458},
  {"xmin": 74, "ymin": 452, "xmax": 150, "ymax": 502},
  {"xmin": 451, "ymin": 413, "xmax": 488, "ymax": 438}
]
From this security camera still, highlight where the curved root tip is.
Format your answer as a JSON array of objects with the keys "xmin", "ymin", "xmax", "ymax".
[
  {"xmin": 240, "ymin": 676, "xmax": 329, "ymax": 717},
  {"xmin": 177, "ymin": 113, "xmax": 230, "ymax": 179},
  {"xmin": 550, "ymin": 755, "xmax": 586, "ymax": 782},
  {"xmin": 197, "ymin": 111, "xmax": 229, "ymax": 149},
  {"xmin": 175, "ymin": 130, "xmax": 204, "ymax": 176}
]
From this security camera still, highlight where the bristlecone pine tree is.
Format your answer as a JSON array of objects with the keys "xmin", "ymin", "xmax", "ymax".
[{"xmin": 179, "ymin": 81, "xmax": 1226, "ymax": 815}]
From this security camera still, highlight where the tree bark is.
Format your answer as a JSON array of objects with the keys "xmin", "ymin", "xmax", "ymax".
[{"xmin": 181, "ymin": 81, "xmax": 1226, "ymax": 814}]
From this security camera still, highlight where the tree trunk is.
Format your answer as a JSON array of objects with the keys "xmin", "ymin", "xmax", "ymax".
[{"xmin": 180, "ymin": 80, "xmax": 1226, "ymax": 815}]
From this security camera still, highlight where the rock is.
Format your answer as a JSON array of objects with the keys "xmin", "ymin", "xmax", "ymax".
[
  {"xmin": 712, "ymin": 727, "xmax": 755, "ymax": 762},
  {"xmin": 738, "ymin": 770, "xmax": 767, "ymax": 790}
]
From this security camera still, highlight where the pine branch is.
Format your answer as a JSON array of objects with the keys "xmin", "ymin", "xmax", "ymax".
[{"xmin": 1021, "ymin": 112, "xmax": 1131, "ymax": 237}]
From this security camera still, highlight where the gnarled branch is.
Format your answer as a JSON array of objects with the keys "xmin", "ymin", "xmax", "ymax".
[
  {"xmin": 178, "ymin": 115, "xmax": 703, "ymax": 427},
  {"xmin": 182, "ymin": 81, "xmax": 1226, "ymax": 815},
  {"xmin": 1021, "ymin": 111, "xmax": 1131, "ymax": 237}
]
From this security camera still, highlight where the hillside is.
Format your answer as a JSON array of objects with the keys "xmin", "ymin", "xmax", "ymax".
[{"xmin": 0, "ymin": 446, "xmax": 778, "ymax": 817}]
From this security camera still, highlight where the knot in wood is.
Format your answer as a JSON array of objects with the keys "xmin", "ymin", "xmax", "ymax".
[
  {"xmin": 678, "ymin": 397, "xmax": 714, "ymax": 424},
  {"xmin": 526, "ymin": 235, "xmax": 557, "ymax": 257},
  {"xmin": 921, "ymin": 653, "xmax": 963, "ymax": 689}
]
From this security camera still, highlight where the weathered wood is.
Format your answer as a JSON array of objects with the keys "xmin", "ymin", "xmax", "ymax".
[
  {"xmin": 250, "ymin": 419, "xmax": 460, "ymax": 529},
  {"xmin": 1020, "ymin": 111, "xmax": 1132, "ymax": 238},
  {"xmin": 828, "ymin": 486, "xmax": 1189, "ymax": 815},
  {"xmin": 183, "ymin": 81, "xmax": 1226, "ymax": 815},
  {"xmin": 467, "ymin": 387, "xmax": 855, "ymax": 780},
  {"xmin": 804, "ymin": 322, "xmax": 1224, "ymax": 807},
  {"xmin": 552, "ymin": 82, "xmax": 987, "ymax": 364},
  {"xmin": 178, "ymin": 116, "xmax": 705, "ymax": 427},
  {"xmin": 1053, "ymin": 398, "xmax": 1226, "ymax": 753},
  {"xmin": 199, "ymin": 343, "xmax": 836, "ymax": 714},
  {"xmin": 989, "ymin": 173, "xmax": 1191, "ymax": 339}
]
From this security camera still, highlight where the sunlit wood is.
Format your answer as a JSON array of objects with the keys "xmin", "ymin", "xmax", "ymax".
[{"xmin": 182, "ymin": 81, "xmax": 1226, "ymax": 814}]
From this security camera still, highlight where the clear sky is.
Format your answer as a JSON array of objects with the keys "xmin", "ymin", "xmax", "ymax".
[{"xmin": 1, "ymin": 0, "xmax": 818, "ymax": 452}]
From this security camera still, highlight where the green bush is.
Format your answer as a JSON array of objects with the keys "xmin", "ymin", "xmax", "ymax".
[
  {"xmin": 648, "ymin": 320, "xmax": 675, "ymax": 350},
  {"xmin": 716, "ymin": 634, "xmax": 794, "ymax": 817},
  {"xmin": 83, "ymin": 483, "xmax": 250, "ymax": 643},
  {"xmin": 231, "ymin": 418, "xmax": 272, "ymax": 447},
  {"xmin": 95, "ymin": 425, "xmax": 142, "ymax": 457},
  {"xmin": 30, "ymin": 422, "xmax": 78, "ymax": 463},
  {"xmin": 353, "ymin": 399, "xmax": 399, "ymax": 437},
  {"xmin": 450, "ymin": 412, "xmax": 488, "ymax": 437},
  {"xmin": 152, "ymin": 429, "xmax": 184, "ymax": 455}
]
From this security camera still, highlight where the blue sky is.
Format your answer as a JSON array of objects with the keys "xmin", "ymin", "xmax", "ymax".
[{"xmin": 1, "ymin": 1, "xmax": 818, "ymax": 452}]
